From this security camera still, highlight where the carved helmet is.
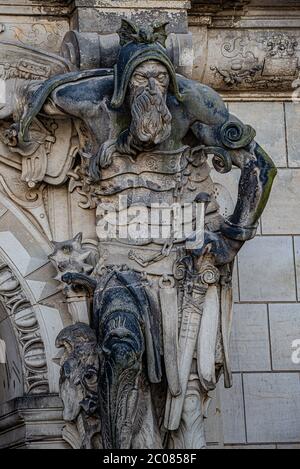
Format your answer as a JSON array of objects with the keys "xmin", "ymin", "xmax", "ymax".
[{"xmin": 111, "ymin": 20, "xmax": 183, "ymax": 109}]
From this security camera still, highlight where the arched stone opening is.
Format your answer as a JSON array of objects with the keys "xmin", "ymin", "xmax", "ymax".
[
  {"xmin": 0, "ymin": 192, "xmax": 67, "ymax": 396},
  {"xmin": 0, "ymin": 300, "xmax": 24, "ymax": 403},
  {"xmin": 0, "ymin": 191, "xmax": 71, "ymax": 448}
]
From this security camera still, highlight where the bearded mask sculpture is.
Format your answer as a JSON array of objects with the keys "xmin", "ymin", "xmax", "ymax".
[
  {"xmin": 10, "ymin": 19, "xmax": 276, "ymax": 449},
  {"xmin": 129, "ymin": 61, "xmax": 172, "ymax": 146}
]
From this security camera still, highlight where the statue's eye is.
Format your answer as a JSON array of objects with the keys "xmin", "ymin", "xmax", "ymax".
[
  {"xmin": 134, "ymin": 74, "xmax": 147, "ymax": 84},
  {"xmin": 85, "ymin": 371, "xmax": 97, "ymax": 387},
  {"xmin": 157, "ymin": 73, "xmax": 167, "ymax": 82}
]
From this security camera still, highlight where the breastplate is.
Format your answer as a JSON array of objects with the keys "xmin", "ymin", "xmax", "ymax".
[{"xmin": 95, "ymin": 146, "xmax": 221, "ymax": 276}]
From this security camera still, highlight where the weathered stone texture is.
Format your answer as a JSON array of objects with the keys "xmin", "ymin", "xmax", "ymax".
[
  {"xmin": 269, "ymin": 304, "xmax": 300, "ymax": 371},
  {"xmin": 243, "ymin": 373, "xmax": 300, "ymax": 444},
  {"xmin": 261, "ymin": 169, "xmax": 300, "ymax": 235},
  {"xmin": 214, "ymin": 99, "xmax": 300, "ymax": 447},
  {"xmin": 230, "ymin": 304, "xmax": 271, "ymax": 372},
  {"xmin": 218, "ymin": 374, "xmax": 246, "ymax": 445},
  {"xmin": 238, "ymin": 236, "xmax": 296, "ymax": 302},
  {"xmin": 229, "ymin": 102, "xmax": 287, "ymax": 168},
  {"xmin": 285, "ymin": 103, "xmax": 300, "ymax": 168}
]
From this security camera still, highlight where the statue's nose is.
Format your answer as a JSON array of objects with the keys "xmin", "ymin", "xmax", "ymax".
[{"xmin": 148, "ymin": 77, "xmax": 156, "ymax": 90}]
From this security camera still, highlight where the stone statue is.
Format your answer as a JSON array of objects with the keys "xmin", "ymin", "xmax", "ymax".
[{"xmin": 3, "ymin": 19, "xmax": 276, "ymax": 449}]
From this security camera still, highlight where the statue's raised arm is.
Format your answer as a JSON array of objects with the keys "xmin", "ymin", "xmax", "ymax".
[{"xmin": 188, "ymin": 85, "xmax": 277, "ymax": 263}]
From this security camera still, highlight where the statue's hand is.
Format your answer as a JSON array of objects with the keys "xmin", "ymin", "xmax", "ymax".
[
  {"xmin": 89, "ymin": 140, "xmax": 117, "ymax": 182},
  {"xmin": 191, "ymin": 230, "xmax": 243, "ymax": 266},
  {"xmin": 2, "ymin": 123, "xmax": 19, "ymax": 147}
]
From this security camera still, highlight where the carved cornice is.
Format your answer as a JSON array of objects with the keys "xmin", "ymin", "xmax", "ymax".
[
  {"xmin": 74, "ymin": 0, "xmax": 191, "ymax": 8},
  {"xmin": 190, "ymin": 1, "xmax": 300, "ymax": 28},
  {"xmin": 0, "ymin": 1, "xmax": 72, "ymax": 16}
]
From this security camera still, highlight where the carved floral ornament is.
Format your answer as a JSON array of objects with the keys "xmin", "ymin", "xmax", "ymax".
[{"xmin": 0, "ymin": 19, "xmax": 276, "ymax": 449}]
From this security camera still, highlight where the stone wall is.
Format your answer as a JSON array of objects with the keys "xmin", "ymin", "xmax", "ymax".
[
  {"xmin": 204, "ymin": 78, "xmax": 300, "ymax": 451},
  {"xmin": 187, "ymin": 1, "xmax": 300, "ymax": 448}
]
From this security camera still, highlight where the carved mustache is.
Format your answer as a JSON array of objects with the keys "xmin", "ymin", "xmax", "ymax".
[{"xmin": 130, "ymin": 87, "xmax": 172, "ymax": 145}]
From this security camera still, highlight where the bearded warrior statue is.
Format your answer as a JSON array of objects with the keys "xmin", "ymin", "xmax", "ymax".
[{"xmin": 4, "ymin": 20, "xmax": 276, "ymax": 449}]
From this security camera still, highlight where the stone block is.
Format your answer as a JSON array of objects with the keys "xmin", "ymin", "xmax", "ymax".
[
  {"xmin": 238, "ymin": 236, "xmax": 296, "ymax": 302},
  {"xmin": 229, "ymin": 102, "xmax": 287, "ymax": 168},
  {"xmin": 72, "ymin": 6, "xmax": 189, "ymax": 34},
  {"xmin": 269, "ymin": 304, "xmax": 300, "ymax": 371},
  {"xmin": 294, "ymin": 236, "xmax": 300, "ymax": 301},
  {"xmin": 204, "ymin": 389, "xmax": 222, "ymax": 444},
  {"xmin": 224, "ymin": 444, "xmax": 276, "ymax": 449},
  {"xmin": 230, "ymin": 304, "xmax": 271, "ymax": 372},
  {"xmin": 219, "ymin": 374, "xmax": 246, "ymax": 444},
  {"xmin": 261, "ymin": 169, "xmax": 300, "ymax": 235},
  {"xmin": 285, "ymin": 103, "xmax": 300, "ymax": 168},
  {"xmin": 243, "ymin": 373, "xmax": 300, "ymax": 443},
  {"xmin": 277, "ymin": 444, "xmax": 300, "ymax": 449}
]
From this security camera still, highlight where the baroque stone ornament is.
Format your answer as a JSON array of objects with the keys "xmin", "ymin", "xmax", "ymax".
[
  {"xmin": 210, "ymin": 31, "xmax": 300, "ymax": 92},
  {"xmin": 1, "ymin": 19, "xmax": 276, "ymax": 449}
]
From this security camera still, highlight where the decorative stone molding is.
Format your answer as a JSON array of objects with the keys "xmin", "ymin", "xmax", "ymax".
[
  {"xmin": 188, "ymin": 0, "xmax": 300, "ymax": 99},
  {"xmin": 0, "ymin": 260, "xmax": 49, "ymax": 394},
  {"xmin": 0, "ymin": 395, "xmax": 69, "ymax": 449},
  {"xmin": 190, "ymin": 27, "xmax": 300, "ymax": 99}
]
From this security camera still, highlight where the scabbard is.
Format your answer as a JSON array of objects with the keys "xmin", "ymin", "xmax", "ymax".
[
  {"xmin": 164, "ymin": 287, "xmax": 207, "ymax": 431},
  {"xmin": 197, "ymin": 285, "xmax": 219, "ymax": 392},
  {"xmin": 159, "ymin": 283, "xmax": 181, "ymax": 397}
]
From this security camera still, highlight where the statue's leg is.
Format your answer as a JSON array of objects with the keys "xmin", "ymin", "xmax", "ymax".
[{"xmin": 168, "ymin": 362, "xmax": 207, "ymax": 449}]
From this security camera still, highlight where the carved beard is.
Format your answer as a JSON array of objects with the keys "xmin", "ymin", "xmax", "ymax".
[{"xmin": 130, "ymin": 87, "xmax": 172, "ymax": 147}]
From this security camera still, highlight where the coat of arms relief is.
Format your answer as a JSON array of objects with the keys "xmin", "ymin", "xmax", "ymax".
[{"xmin": 0, "ymin": 19, "xmax": 276, "ymax": 449}]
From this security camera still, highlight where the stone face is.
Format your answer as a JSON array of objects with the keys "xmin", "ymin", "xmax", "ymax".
[
  {"xmin": 229, "ymin": 103, "xmax": 287, "ymax": 168},
  {"xmin": 261, "ymin": 169, "xmax": 300, "ymax": 235},
  {"xmin": 243, "ymin": 373, "xmax": 300, "ymax": 443},
  {"xmin": 230, "ymin": 304, "xmax": 271, "ymax": 372},
  {"xmin": 238, "ymin": 236, "xmax": 296, "ymax": 302},
  {"xmin": 269, "ymin": 304, "xmax": 300, "ymax": 371}
]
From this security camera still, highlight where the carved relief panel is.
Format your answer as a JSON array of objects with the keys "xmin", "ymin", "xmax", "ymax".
[{"xmin": 191, "ymin": 27, "xmax": 300, "ymax": 97}]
